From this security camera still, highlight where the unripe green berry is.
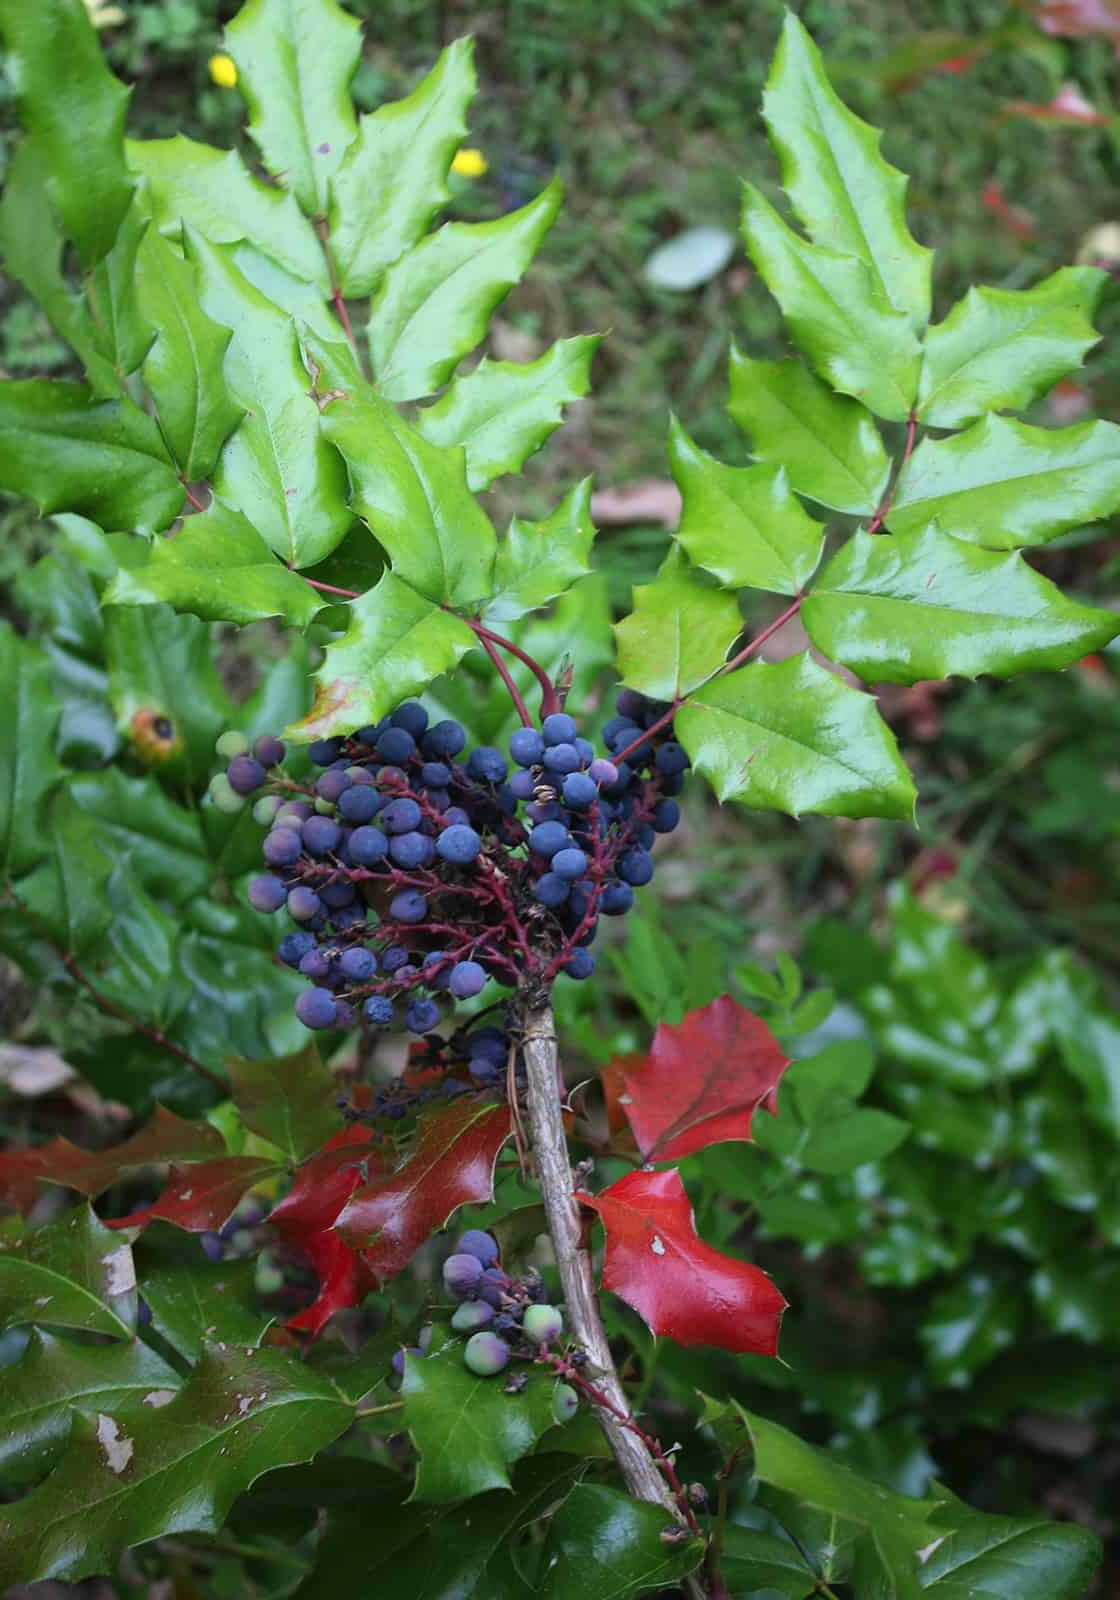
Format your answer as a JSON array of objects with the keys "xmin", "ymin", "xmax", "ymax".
[
  {"xmin": 253, "ymin": 794, "xmax": 283, "ymax": 825},
  {"xmin": 314, "ymin": 796, "xmax": 336, "ymax": 815},
  {"xmin": 552, "ymin": 1382, "xmax": 579, "ymax": 1424},
  {"xmin": 451, "ymin": 1300, "xmax": 494, "ymax": 1333},
  {"xmin": 522, "ymin": 1303, "xmax": 564, "ymax": 1344},
  {"xmin": 209, "ymin": 773, "xmax": 246, "ymax": 814},
  {"xmin": 216, "ymin": 729, "xmax": 250, "ymax": 760},
  {"xmin": 464, "ymin": 1331, "xmax": 510, "ymax": 1376}
]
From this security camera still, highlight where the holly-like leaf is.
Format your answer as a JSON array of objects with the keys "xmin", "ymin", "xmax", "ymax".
[
  {"xmin": 719, "ymin": 1526, "xmax": 818, "ymax": 1599},
  {"xmin": 889, "ymin": 414, "xmax": 1120, "ymax": 547},
  {"xmin": 139, "ymin": 1260, "xmax": 268, "ymax": 1361},
  {"xmin": 484, "ymin": 481, "xmax": 596, "ymax": 625},
  {"xmin": 0, "ymin": 626, "xmax": 65, "ymax": 878},
  {"xmin": 268, "ymin": 1132, "xmax": 384, "ymax": 1334},
  {"xmin": 0, "ymin": 0, "xmax": 133, "ymax": 268},
  {"xmin": 676, "ymin": 653, "xmax": 916, "ymax": 821},
  {"xmin": 919, "ymin": 1500, "xmax": 1101, "ymax": 1598},
  {"xmin": 615, "ymin": 994, "xmax": 790, "ymax": 1162},
  {"xmin": 288, "ymin": 572, "xmax": 476, "ymax": 741},
  {"xmin": 128, "ymin": 134, "xmax": 328, "ymax": 288},
  {"xmin": 0, "ymin": 381, "xmax": 183, "ymax": 534},
  {"xmin": 727, "ymin": 348, "xmax": 891, "ymax": 515},
  {"xmin": 401, "ymin": 1348, "xmax": 556, "ymax": 1504},
  {"xmin": 230, "ymin": 1042, "xmax": 341, "ymax": 1164},
  {"xmin": 0, "ymin": 1344, "xmax": 353, "ymax": 1587},
  {"xmin": 108, "ymin": 1156, "xmax": 285, "ymax": 1234},
  {"xmin": 106, "ymin": 502, "xmax": 326, "ymax": 628},
  {"xmin": 70, "ymin": 767, "xmax": 211, "ymax": 905},
  {"xmin": 802, "ymin": 524, "xmax": 1120, "ymax": 684},
  {"xmin": 614, "ymin": 545, "xmax": 742, "ymax": 700},
  {"xmin": 133, "ymin": 226, "xmax": 243, "ymax": 481},
  {"xmin": 669, "ymin": 416, "xmax": 825, "ymax": 593},
  {"xmin": 916, "ymin": 267, "xmax": 1105, "ymax": 429},
  {"xmin": 18, "ymin": 792, "xmax": 114, "ymax": 955},
  {"xmin": 578, "ymin": 1168, "xmax": 786, "ymax": 1354},
  {"xmin": 539, "ymin": 1482, "xmax": 705, "ymax": 1600},
  {"xmin": 103, "ymin": 605, "xmax": 228, "ymax": 784},
  {"xmin": 86, "ymin": 198, "xmax": 153, "ymax": 382},
  {"xmin": 741, "ymin": 183, "xmax": 921, "ymax": 422},
  {"xmin": 415, "ymin": 336, "xmax": 601, "ymax": 491},
  {"xmin": 368, "ymin": 178, "xmax": 562, "ymax": 401},
  {"xmin": 0, "ymin": 1207, "xmax": 136, "ymax": 1340},
  {"xmin": 337, "ymin": 1098, "xmax": 511, "ymax": 1279},
  {"xmin": 762, "ymin": 14, "xmax": 932, "ymax": 329},
  {"xmin": 226, "ymin": 0, "xmax": 360, "ymax": 216}
]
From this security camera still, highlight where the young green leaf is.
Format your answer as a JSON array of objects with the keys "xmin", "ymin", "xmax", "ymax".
[
  {"xmin": 676, "ymin": 653, "xmax": 916, "ymax": 820},
  {"xmin": 415, "ymin": 335, "xmax": 601, "ymax": 490},
  {"xmin": 888, "ymin": 414, "xmax": 1120, "ymax": 547},
  {"xmin": 917, "ymin": 267, "xmax": 1105, "ymax": 428},
  {"xmin": 802, "ymin": 524, "xmax": 1120, "ymax": 683},
  {"xmin": 226, "ymin": 0, "xmax": 360, "ymax": 215},
  {"xmin": 670, "ymin": 416, "xmax": 825, "ymax": 592},
  {"xmin": 484, "ymin": 480, "xmax": 596, "ymax": 624},
  {"xmin": 539, "ymin": 1483, "xmax": 705, "ymax": 1600},
  {"xmin": 727, "ymin": 348, "xmax": 891, "ymax": 515},
  {"xmin": 0, "ymin": 1207, "xmax": 136, "ymax": 1341},
  {"xmin": 328, "ymin": 37, "xmax": 477, "ymax": 297},
  {"xmin": 0, "ymin": 627, "xmax": 65, "ymax": 878},
  {"xmin": 614, "ymin": 546, "xmax": 742, "ymax": 699},
  {"xmin": 368, "ymin": 178, "xmax": 562, "ymax": 400},
  {"xmin": 763, "ymin": 13, "xmax": 932, "ymax": 329},
  {"xmin": 741, "ymin": 183, "xmax": 921, "ymax": 421}
]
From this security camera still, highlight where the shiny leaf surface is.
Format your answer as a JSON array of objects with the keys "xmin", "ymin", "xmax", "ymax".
[{"xmin": 614, "ymin": 545, "xmax": 742, "ymax": 699}]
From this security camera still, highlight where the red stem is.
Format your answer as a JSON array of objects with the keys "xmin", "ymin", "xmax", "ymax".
[
  {"xmin": 332, "ymin": 287, "xmax": 358, "ymax": 353},
  {"xmin": 315, "ymin": 217, "xmax": 362, "ymax": 364},
  {"xmin": 719, "ymin": 595, "xmax": 803, "ymax": 677},
  {"xmin": 303, "ymin": 575, "xmax": 361, "ymax": 600},
  {"xmin": 478, "ymin": 632, "xmax": 534, "ymax": 727},
  {"xmin": 867, "ymin": 409, "xmax": 918, "ymax": 535},
  {"xmin": 182, "ymin": 482, "xmax": 207, "ymax": 513},
  {"xmin": 466, "ymin": 618, "xmax": 560, "ymax": 719}
]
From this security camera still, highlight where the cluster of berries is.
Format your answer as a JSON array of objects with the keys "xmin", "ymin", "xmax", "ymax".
[{"xmin": 213, "ymin": 691, "xmax": 686, "ymax": 1037}]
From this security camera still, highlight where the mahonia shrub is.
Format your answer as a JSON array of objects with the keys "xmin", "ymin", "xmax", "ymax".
[{"xmin": 0, "ymin": 1, "xmax": 1115, "ymax": 1594}]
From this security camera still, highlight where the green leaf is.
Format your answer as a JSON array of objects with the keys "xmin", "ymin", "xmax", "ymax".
[
  {"xmin": 802, "ymin": 524, "xmax": 1119, "ymax": 684},
  {"xmin": 401, "ymin": 1348, "xmax": 556, "ymax": 1504},
  {"xmin": 0, "ymin": 0, "xmax": 133, "ymax": 267},
  {"xmin": 229, "ymin": 1043, "xmax": 341, "ymax": 1163},
  {"xmin": 17, "ymin": 792, "xmax": 114, "ymax": 955},
  {"xmin": 103, "ymin": 605, "xmax": 228, "ymax": 783},
  {"xmin": 415, "ymin": 336, "xmax": 601, "ymax": 491},
  {"xmin": 728, "ymin": 348, "xmax": 891, "ymax": 515},
  {"xmin": 369, "ymin": 178, "xmax": 562, "ymax": 401},
  {"xmin": 0, "ymin": 1207, "xmax": 136, "ymax": 1341},
  {"xmin": 133, "ymin": 226, "xmax": 243, "ymax": 481},
  {"xmin": 226, "ymin": 0, "xmax": 360, "ymax": 215},
  {"xmin": 538, "ymin": 1483, "xmax": 705, "ymax": 1600},
  {"xmin": 741, "ymin": 182, "xmax": 921, "ymax": 422},
  {"xmin": 0, "ymin": 1343, "xmax": 352, "ymax": 1587},
  {"xmin": 67, "ymin": 768, "xmax": 210, "ymax": 905},
  {"xmin": 786, "ymin": 1041, "xmax": 876, "ymax": 1123},
  {"xmin": 919, "ymin": 1273, "xmax": 1022, "ymax": 1386},
  {"xmin": 328, "ymin": 38, "xmax": 477, "ymax": 298},
  {"xmin": 106, "ymin": 501, "xmax": 326, "ymax": 628},
  {"xmin": 1031, "ymin": 1251, "xmax": 1120, "ymax": 1343},
  {"xmin": 762, "ymin": 14, "xmax": 931, "ymax": 328},
  {"xmin": 87, "ymin": 197, "xmax": 153, "ymax": 382},
  {"xmin": 917, "ymin": 267, "xmax": 1105, "ymax": 428},
  {"xmin": 799, "ymin": 1108, "xmax": 909, "ymax": 1175},
  {"xmin": 669, "ymin": 416, "xmax": 824, "ymax": 593},
  {"xmin": 0, "ymin": 381, "xmax": 182, "ymax": 534},
  {"xmin": 921, "ymin": 1494, "xmax": 1101, "ymax": 1597},
  {"xmin": 0, "ymin": 1330, "xmax": 181, "ymax": 1487},
  {"xmin": 186, "ymin": 232, "xmax": 351, "ymax": 568},
  {"xmin": 614, "ymin": 545, "xmax": 742, "ymax": 699},
  {"xmin": 889, "ymin": 415, "xmax": 1120, "ymax": 547},
  {"xmin": 485, "ymin": 480, "xmax": 596, "ymax": 624},
  {"xmin": 289, "ymin": 572, "xmax": 476, "ymax": 741},
  {"xmin": 0, "ymin": 626, "xmax": 65, "ymax": 878},
  {"xmin": 676, "ymin": 653, "xmax": 916, "ymax": 821},
  {"xmin": 138, "ymin": 1259, "xmax": 268, "ymax": 1362},
  {"xmin": 719, "ymin": 1525, "xmax": 817, "ymax": 1599},
  {"xmin": 127, "ymin": 135, "xmax": 328, "ymax": 289}
]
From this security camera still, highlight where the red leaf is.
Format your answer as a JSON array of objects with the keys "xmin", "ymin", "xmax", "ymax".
[
  {"xmin": 579, "ymin": 1168, "xmax": 786, "ymax": 1356},
  {"xmin": 1003, "ymin": 82, "xmax": 1108, "ymax": 125},
  {"xmin": 0, "ymin": 1107, "xmax": 225, "ymax": 1213},
  {"xmin": 336, "ymin": 1097, "xmax": 511, "ymax": 1280},
  {"xmin": 1038, "ymin": 0, "xmax": 1120, "ymax": 43},
  {"xmin": 106, "ymin": 1155, "xmax": 284, "ymax": 1232},
  {"xmin": 600, "ymin": 1056, "xmax": 641, "ymax": 1141},
  {"xmin": 614, "ymin": 995, "xmax": 789, "ymax": 1163},
  {"xmin": 284, "ymin": 1230, "xmax": 377, "ymax": 1336}
]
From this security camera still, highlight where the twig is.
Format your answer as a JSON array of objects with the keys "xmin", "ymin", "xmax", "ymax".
[
  {"xmin": 181, "ymin": 482, "xmax": 207, "ymax": 513},
  {"xmin": 478, "ymin": 631, "xmax": 535, "ymax": 727},
  {"xmin": 463, "ymin": 618, "xmax": 561, "ymax": 719},
  {"xmin": 303, "ymin": 575, "xmax": 361, "ymax": 600},
  {"xmin": 867, "ymin": 409, "xmax": 919, "ymax": 534}
]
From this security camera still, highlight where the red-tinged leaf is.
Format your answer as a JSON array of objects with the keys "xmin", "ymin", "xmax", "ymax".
[
  {"xmin": 616, "ymin": 995, "xmax": 790, "ymax": 1163},
  {"xmin": 283, "ymin": 1229, "xmax": 377, "ymax": 1336},
  {"xmin": 1038, "ymin": 0, "xmax": 1120, "ymax": 42},
  {"xmin": 579, "ymin": 1168, "xmax": 786, "ymax": 1356},
  {"xmin": 106, "ymin": 1156, "xmax": 284, "ymax": 1233},
  {"xmin": 600, "ymin": 1057, "xmax": 641, "ymax": 1141},
  {"xmin": 336, "ymin": 1098, "xmax": 511, "ymax": 1280},
  {"xmin": 0, "ymin": 1108, "xmax": 225, "ymax": 1213},
  {"xmin": 1003, "ymin": 82, "xmax": 1109, "ymax": 125},
  {"xmin": 981, "ymin": 180, "xmax": 1036, "ymax": 240}
]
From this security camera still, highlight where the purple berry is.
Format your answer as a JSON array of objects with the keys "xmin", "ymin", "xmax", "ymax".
[
  {"xmin": 510, "ymin": 727, "xmax": 545, "ymax": 767},
  {"xmin": 542, "ymin": 712, "xmax": 578, "ymax": 745},
  {"xmin": 248, "ymin": 874, "xmax": 287, "ymax": 913},
  {"xmin": 463, "ymin": 1331, "xmax": 510, "ymax": 1376},
  {"xmin": 406, "ymin": 998, "xmax": 440, "ymax": 1033},
  {"xmin": 302, "ymin": 815, "xmax": 342, "ymax": 856},
  {"xmin": 339, "ymin": 946, "xmax": 377, "ymax": 981},
  {"xmin": 263, "ymin": 828, "xmax": 303, "ymax": 868},
  {"xmin": 227, "ymin": 755, "xmax": 266, "ymax": 795},
  {"xmin": 296, "ymin": 987, "xmax": 338, "ymax": 1029},
  {"xmin": 449, "ymin": 960, "xmax": 487, "ymax": 999},
  {"xmin": 458, "ymin": 1229, "xmax": 499, "ymax": 1266},
  {"xmin": 254, "ymin": 735, "xmax": 286, "ymax": 767},
  {"xmin": 364, "ymin": 995, "xmax": 393, "ymax": 1026},
  {"xmin": 437, "ymin": 824, "xmax": 482, "ymax": 865},
  {"xmin": 287, "ymin": 886, "xmax": 321, "ymax": 922},
  {"xmin": 443, "ymin": 1252, "xmax": 484, "ymax": 1296},
  {"xmin": 391, "ymin": 890, "xmax": 428, "ymax": 925},
  {"xmin": 451, "ymin": 1300, "xmax": 494, "ymax": 1332}
]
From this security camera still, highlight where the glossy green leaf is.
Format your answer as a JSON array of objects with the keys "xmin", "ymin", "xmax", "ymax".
[
  {"xmin": 369, "ymin": 178, "xmax": 562, "ymax": 401},
  {"xmin": 226, "ymin": 0, "xmax": 360, "ymax": 215},
  {"xmin": 0, "ymin": 1344, "xmax": 352, "ymax": 1587},
  {"xmin": 127, "ymin": 135, "xmax": 328, "ymax": 288},
  {"xmin": 919, "ymin": 1273, "xmax": 1022, "ymax": 1386},
  {"xmin": 670, "ymin": 416, "xmax": 824, "ymax": 592},
  {"xmin": 106, "ymin": 501, "xmax": 326, "ymax": 628},
  {"xmin": 328, "ymin": 37, "xmax": 476, "ymax": 297},
  {"xmin": 539, "ymin": 1483, "xmax": 705, "ymax": 1600},
  {"xmin": 87, "ymin": 198, "xmax": 153, "ymax": 382},
  {"xmin": 799, "ymin": 1108, "xmax": 909, "ymax": 1175},
  {"xmin": 186, "ymin": 233, "xmax": 351, "ymax": 568},
  {"xmin": 921, "ymin": 1494, "xmax": 1101, "ymax": 1597},
  {"xmin": 139, "ymin": 1260, "xmax": 268, "ymax": 1362},
  {"xmin": 415, "ymin": 336, "xmax": 601, "ymax": 490},
  {"xmin": 103, "ymin": 605, "xmax": 228, "ymax": 783},
  {"xmin": 741, "ymin": 183, "xmax": 921, "ymax": 422},
  {"xmin": 133, "ymin": 227, "xmax": 243, "ymax": 480},
  {"xmin": 67, "ymin": 768, "xmax": 209, "ymax": 904},
  {"xmin": 0, "ymin": 626, "xmax": 65, "ymax": 878},
  {"xmin": 677, "ymin": 653, "xmax": 916, "ymax": 821},
  {"xmin": 889, "ymin": 415, "xmax": 1120, "ymax": 547},
  {"xmin": 289, "ymin": 572, "xmax": 476, "ymax": 741},
  {"xmin": 485, "ymin": 480, "xmax": 595, "ymax": 624},
  {"xmin": 763, "ymin": 13, "xmax": 931, "ymax": 328},
  {"xmin": 232, "ymin": 244, "xmax": 339, "ymax": 340},
  {"xmin": 728, "ymin": 347, "xmax": 891, "ymax": 515},
  {"xmin": 1018, "ymin": 1094, "xmax": 1105, "ymax": 1213},
  {"xmin": 0, "ymin": 381, "xmax": 182, "ymax": 533},
  {"xmin": 0, "ymin": 1208, "xmax": 136, "ymax": 1340},
  {"xmin": 615, "ymin": 545, "xmax": 742, "ymax": 699},
  {"xmin": 0, "ymin": 0, "xmax": 133, "ymax": 267},
  {"xmin": 719, "ymin": 1525, "xmax": 817, "ymax": 1599},
  {"xmin": 17, "ymin": 792, "xmax": 114, "ymax": 955},
  {"xmin": 917, "ymin": 267, "xmax": 1105, "ymax": 428},
  {"xmin": 229, "ymin": 1043, "xmax": 340, "ymax": 1164},
  {"xmin": 1030, "ymin": 1253, "xmax": 1120, "ymax": 1343},
  {"xmin": 401, "ymin": 1349, "xmax": 556, "ymax": 1504},
  {"xmin": 802, "ymin": 524, "xmax": 1119, "ymax": 684}
]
